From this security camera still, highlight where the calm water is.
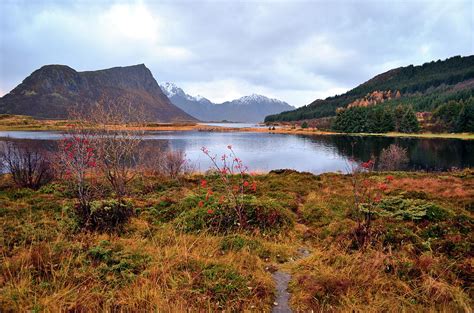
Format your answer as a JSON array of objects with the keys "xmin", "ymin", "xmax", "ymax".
[
  {"xmin": 198, "ymin": 122, "xmax": 267, "ymax": 128},
  {"xmin": 0, "ymin": 130, "xmax": 473, "ymax": 173}
]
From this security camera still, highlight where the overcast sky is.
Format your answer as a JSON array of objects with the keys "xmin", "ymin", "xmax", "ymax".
[{"xmin": 0, "ymin": 0, "xmax": 472, "ymax": 107}]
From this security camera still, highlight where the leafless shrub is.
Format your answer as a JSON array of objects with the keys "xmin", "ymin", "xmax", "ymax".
[
  {"xmin": 378, "ymin": 144, "xmax": 409, "ymax": 171},
  {"xmin": 88, "ymin": 98, "xmax": 147, "ymax": 200},
  {"xmin": 0, "ymin": 141, "xmax": 55, "ymax": 189},
  {"xmin": 161, "ymin": 149, "xmax": 190, "ymax": 179},
  {"xmin": 139, "ymin": 144, "xmax": 192, "ymax": 179}
]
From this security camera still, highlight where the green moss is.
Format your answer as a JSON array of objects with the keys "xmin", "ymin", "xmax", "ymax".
[
  {"xmin": 88, "ymin": 240, "xmax": 150, "ymax": 284},
  {"xmin": 176, "ymin": 260, "xmax": 250, "ymax": 303}
]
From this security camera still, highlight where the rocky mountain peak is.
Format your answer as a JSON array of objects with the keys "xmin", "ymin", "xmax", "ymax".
[{"xmin": 0, "ymin": 64, "xmax": 196, "ymax": 122}]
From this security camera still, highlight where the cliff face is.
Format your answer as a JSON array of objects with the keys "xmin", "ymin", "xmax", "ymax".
[{"xmin": 0, "ymin": 64, "xmax": 197, "ymax": 122}]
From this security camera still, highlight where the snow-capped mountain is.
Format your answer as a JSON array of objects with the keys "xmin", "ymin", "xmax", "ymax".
[
  {"xmin": 159, "ymin": 82, "xmax": 294, "ymax": 122},
  {"xmin": 160, "ymin": 82, "xmax": 208, "ymax": 103}
]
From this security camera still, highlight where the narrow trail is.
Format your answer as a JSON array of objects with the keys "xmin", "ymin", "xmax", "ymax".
[
  {"xmin": 271, "ymin": 271, "xmax": 292, "ymax": 313},
  {"xmin": 271, "ymin": 247, "xmax": 311, "ymax": 313}
]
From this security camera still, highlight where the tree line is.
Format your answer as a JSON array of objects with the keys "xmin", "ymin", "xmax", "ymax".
[
  {"xmin": 332, "ymin": 105, "xmax": 419, "ymax": 133},
  {"xmin": 432, "ymin": 97, "xmax": 474, "ymax": 132},
  {"xmin": 266, "ymin": 55, "xmax": 474, "ymax": 122}
]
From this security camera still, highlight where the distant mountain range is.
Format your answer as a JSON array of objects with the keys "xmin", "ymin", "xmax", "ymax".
[
  {"xmin": 0, "ymin": 64, "xmax": 196, "ymax": 122},
  {"xmin": 265, "ymin": 55, "xmax": 474, "ymax": 122},
  {"xmin": 160, "ymin": 82, "xmax": 294, "ymax": 122}
]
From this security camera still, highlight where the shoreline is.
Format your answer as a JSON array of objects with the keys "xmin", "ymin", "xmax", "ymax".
[{"xmin": 0, "ymin": 115, "xmax": 473, "ymax": 140}]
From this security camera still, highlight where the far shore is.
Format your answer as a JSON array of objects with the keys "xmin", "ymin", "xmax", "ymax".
[{"xmin": 0, "ymin": 114, "xmax": 473, "ymax": 140}]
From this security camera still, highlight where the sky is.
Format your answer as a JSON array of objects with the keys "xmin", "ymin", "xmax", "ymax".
[{"xmin": 0, "ymin": 0, "xmax": 473, "ymax": 107}]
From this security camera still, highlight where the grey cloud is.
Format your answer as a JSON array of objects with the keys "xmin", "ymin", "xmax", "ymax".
[{"xmin": 0, "ymin": 0, "xmax": 472, "ymax": 106}]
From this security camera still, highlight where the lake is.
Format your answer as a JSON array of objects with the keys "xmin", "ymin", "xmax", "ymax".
[
  {"xmin": 198, "ymin": 122, "xmax": 267, "ymax": 128},
  {"xmin": 0, "ymin": 130, "xmax": 473, "ymax": 173}
]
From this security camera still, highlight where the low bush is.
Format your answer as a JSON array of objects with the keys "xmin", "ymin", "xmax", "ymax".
[
  {"xmin": 376, "ymin": 196, "xmax": 451, "ymax": 221},
  {"xmin": 378, "ymin": 144, "xmax": 409, "ymax": 171},
  {"xmin": 74, "ymin": 199, "xmax": 134, "ymax": 232},
  {"xmin": 140, "ymin": 200, "xmax": 179, "ymax": 224},
  {"xmin": 88, "ymin": 240, "xmax": 150, "ymax": 284},
  {"xmin": 1, "ymin": 141, "xmax": 55, "ymax": 190},
  {"xmin": 175, "ymin": 196, "xmax": 294, "ymax": 234}
]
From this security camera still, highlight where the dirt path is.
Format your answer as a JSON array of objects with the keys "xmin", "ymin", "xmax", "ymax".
[
  {"xmin": 271, "ymin": 271, "xmax": 292, "ymax": 313},
  {"xmin": 271, "ymin": 247, "xmax": 311, "ymax": 312}
]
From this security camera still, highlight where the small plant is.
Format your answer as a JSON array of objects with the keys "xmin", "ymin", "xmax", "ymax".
[
  {"xmin": 301, "ymin": 121, "xmax": 309, "ymax": 129},
  {"xmin": 348, "ymin": 158, "xmax": 393, "ymax": 249},
  {"xmin": 57, "ymin": 135, "xmax": 98, "ymax": 209},
  {"xmin": 1, "ymin": 141, "xmax": 55, "ymax": 189},
  {"xmin": 81, "ymin": 199, "xmax": 134, "ymax": 232},
  {"xmin": 200, "ymin": 145, "xmax": 257, "ymax": 229}
]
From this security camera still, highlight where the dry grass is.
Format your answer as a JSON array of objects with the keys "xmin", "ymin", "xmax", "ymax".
[{"xmin": 0, "ymin": 170, "xmax": 473, "ymax": 311}]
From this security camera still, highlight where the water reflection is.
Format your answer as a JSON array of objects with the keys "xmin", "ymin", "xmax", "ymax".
[{"xmin": 0, "ymin": 131, "xmax": 472, "ymax": 173}]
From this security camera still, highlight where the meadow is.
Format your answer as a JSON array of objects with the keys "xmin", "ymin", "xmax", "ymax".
[{"xmin": 1, "ymin": 167, "xmax": 472, "ymax": 311}]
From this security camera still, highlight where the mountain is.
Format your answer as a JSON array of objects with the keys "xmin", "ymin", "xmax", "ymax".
[
  {"xmin": 265, "ymin": 55, "xmax": 474, "ymax": 122},
  {"xmin": 0, "ymin": 64, "xmax": 196, "ymax": 122},
  {"xmin": 160, "ymin": 82, "xmax": 294, "ymax": 122}
]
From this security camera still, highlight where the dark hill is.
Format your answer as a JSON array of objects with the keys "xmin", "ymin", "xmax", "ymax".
[
  {"xmin": 265, "ymin": 55, "xmax": 474, "ymax": 122},
  {"xmin": 0, "ymin": 64, "xmax": 197, "ymax": 122}
]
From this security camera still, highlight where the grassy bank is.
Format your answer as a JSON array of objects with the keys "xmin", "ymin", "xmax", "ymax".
[
  {"xmin": 247, "ymin": 126, "xmax": 474, "ymax": 140},
  {"xmin": 1, "ymin": 170, "xmax": 473, "ymax": 311}
]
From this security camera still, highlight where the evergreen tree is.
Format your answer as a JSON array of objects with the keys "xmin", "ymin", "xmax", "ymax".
[
  {"xmin": 433, "ymin": 100, "xmax": 464, "ymax": 131},
  {"xmin": 399, "ymin": 106, "xmax": 420, "ymax": 133},
  {"xmin": 455, "ymin": 97, "xmax": 474, "ymax": 132},
  {"xmin": 394, "ymin": 105, "xmax": 405, "ymax": 131}
]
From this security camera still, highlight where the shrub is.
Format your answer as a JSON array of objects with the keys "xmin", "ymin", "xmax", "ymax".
[
  {"xmin": 201, "ymin": 146, "xmax": 258, "ymax": 228},
  {"xmin": 160, "ymin": 149, "xmax": 190, "ymax": 178},
  {"xmin": 57, "ymin": 135, "xmax": 98, "ymax": 208},
  {"xmin": 301, "ymin": 121, "xmax": 309, "ymax": 129},
  {"xmin": 175, "ymin": 196, "xmax": 294, "ymax": 234},
  {"xmin": 348, "ymin": 161, "xmax": 393, "ymax": 249},
  {"xmin": 377, "ymin": 196, "xmax": 451, "ymax": 221},
  {"xmin": 140, "ymin": 199, "xmax": 186, "ymax": 224},
  {"xmin": 378, "ymin": 144, "xmax": 409, "ymax": 171},
  {"xmin": 140, "ymin": 146, "xmax": 191, "ymax": 179},
  {"xmin": 1, "ymin": 141, "xmax": 55, "ymax": 189},
  {"xmin": 75, "ymin": 199, "xmax": 134, "ymax": 232}
]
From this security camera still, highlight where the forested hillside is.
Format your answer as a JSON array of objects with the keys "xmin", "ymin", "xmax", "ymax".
[{"xmin": 265, "ymin": 55, "xmax": 474, "ymax": 123}]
